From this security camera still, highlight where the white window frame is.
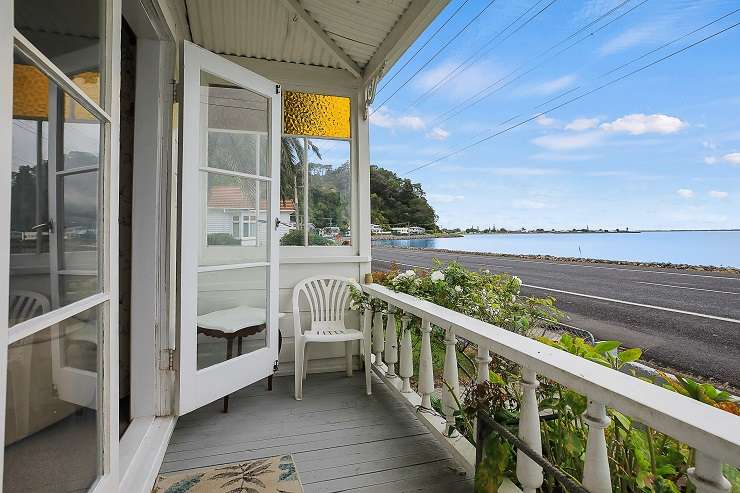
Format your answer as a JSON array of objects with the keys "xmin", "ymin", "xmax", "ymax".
[{"xmin": 0, "ymin": 1, "xmax": 121, "ymax": 491}]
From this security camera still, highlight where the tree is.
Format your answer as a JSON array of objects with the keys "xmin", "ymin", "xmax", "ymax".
[{"xmin": 369, "ymin": 165, "xmax": 437, "ymax": 230}]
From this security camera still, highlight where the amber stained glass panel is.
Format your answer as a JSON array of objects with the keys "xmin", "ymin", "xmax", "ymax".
[{"xmin": 283, "ymin": 91, "xmax": 350, "ymax": 139}]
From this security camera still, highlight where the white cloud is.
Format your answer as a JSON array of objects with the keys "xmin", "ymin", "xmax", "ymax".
[
  {"xmin": 535, "ymin": 115, "xmax": 559, "ymax": 127},
  {"xmin": 704, "ymin": 156, "xmax": 718, "ymax": 165},
  {"xmin": 532, "ymin": 131, "xmax": 603, "ymax": 151},
  {"xmin": 415, "ymin": 60, "xmax": 501, "ymax": 100},
  {"xmin": 709, "ymin": 190, "xmax": 728, "ymax": 199},
  {"xmin": 427, "ymin": 127, "xmax": 450, "ymax": 140},
  {"xmin": 512, "ymin": 199, "xmax": 551, "ymax": 210},
  {"xmin": 676, "ymin": 188, "xmax": 694, "ymax": 199},
  {"xmin": 370, "ymin": 107, "xmax": 425, "ymax": 130},
  {"xmin": 490, "ymin": 167, "xmax": 563, "ymax": 176},
  {"xmin": 522, "ymin": 74, "xmax": 577, "ymax": 96},
  {"xmin": 600, "ymin": 114, "xmax": 687, "ymax": 135},
  {"xmin": 428, "ymin": 193, "xmax": 464, "ymax": 204},
  {"xmin": 600, "ymin": 25, "xmax": 658, "ymax": 55},
  {"xmin": 702, "ymin": 140, "xmax": 717, "ymax": 150},
  {"xmin": 565, "ymin": 118, "xmax": 600, "ymax": 131},
  {"xmin": 723, "ymin": 152, "xmax": 740, "ymax": 165}
]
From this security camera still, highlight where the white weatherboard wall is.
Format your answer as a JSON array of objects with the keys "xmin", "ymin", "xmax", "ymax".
[{"xmin": 225, "ymin": 56, "xmax": 371, "ymax": 375}]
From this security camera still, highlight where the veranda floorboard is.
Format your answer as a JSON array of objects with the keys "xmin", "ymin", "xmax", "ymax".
[{"xmin": 161, "ymin": 373, "xmax": 473, "ymax": 492}]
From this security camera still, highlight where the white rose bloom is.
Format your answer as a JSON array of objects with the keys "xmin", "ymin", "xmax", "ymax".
[
  {"xmin": 512, "ymin": 275, "xmax": 522, "ymax": 287},
  {"xmin": 430, "ymin": 270, "xmax": 444, "ymax": 282},
  {"xmin": 454, "ymin": 285, "xmax": 463, "ymax": 293}
]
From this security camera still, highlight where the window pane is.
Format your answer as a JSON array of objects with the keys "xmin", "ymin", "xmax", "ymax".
[
  {"xmin": 279, "ymin": 137, "xmax": 305, "ymax": 246},
  {"xmin": 201, "ymin": 71, "xmax": 267, "ymax": 176},
  {"xmin": 283, "ymin": 91, "xmax": 350, "ymax": 139},
  {"xmin": 10, "ymin": 50, "xmax": 103, "ymax": 326},
  {"xmin": 4, "ymin": 307, "xmax": 100, "ymax": 492},
  {"xmin": 202, "ymin": 172, "xmax": 268, "ymax": 264},
  {"xmin": 15, "ymin": 0, "xmax": 104, "ymax": 103},
  {"xmin": 197, "ymin": 267, "xmax": 267, "ymax": 370}
]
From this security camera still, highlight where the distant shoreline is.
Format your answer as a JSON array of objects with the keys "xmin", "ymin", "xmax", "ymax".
[
  {"xmin": 436, "ymin": 229, "xmax": 740, "ymax": 235},
  {"xmin": 372, "ymin": 244, "xmax": 740, "ymax": 274},
  {"xmin": 372, "ymin": 233, "xmax": 463, "ymax": 240}
]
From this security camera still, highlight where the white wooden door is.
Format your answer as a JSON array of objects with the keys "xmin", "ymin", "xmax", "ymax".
[{"xmin": 177, "ymin": 41, "xmax": 280, "ymax": 415}]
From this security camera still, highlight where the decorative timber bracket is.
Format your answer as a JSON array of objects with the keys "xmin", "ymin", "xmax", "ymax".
[{"xmin": 362, "ymin": 61, "xmax": 385, "ymax": 120}]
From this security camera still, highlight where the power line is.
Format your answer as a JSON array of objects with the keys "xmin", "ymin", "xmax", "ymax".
[
  {"xmin": 370, "ymin": 0, "xmax": 499, "ymax": 116},
  {"xmin": 403, "ymin": 18, "xmax": 740, "ymax": 176},
  {"xmin": 408, "ymin": 0, "xmax": 553, "ymax": 107},
  {"xmin": 375, "ymin": 0, "xmax": 472, "ymax": 95},
  {"xmin": 429, "ymin": 0, "xmax": 647, "ymax": 126}
]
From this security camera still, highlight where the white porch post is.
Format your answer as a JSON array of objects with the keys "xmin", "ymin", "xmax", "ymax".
[
  {"xmin": 372, "ymin": 308, "xmax": 384, "ymax": 364},
  {"xmin": 516, "ymin": 367, "xmax": 543, "ymax": 493},
  {"xmin": 688, "ymin": 452, "xmax": 732, "ymax": 493},
  {"xmin": 442, "ymin": 327, "xmax": 460, "ymax": 437}
]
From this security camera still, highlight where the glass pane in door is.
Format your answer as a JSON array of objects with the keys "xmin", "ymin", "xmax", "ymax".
[
  {"xmin": 197, "ymin": 266, "xmax": 267, "ymax": 370},
  {"xmin": 9, "ymin": 49, "xmax": 103, "ymax": 326},
  {"xmin": 4, "ymin": 306, "xmax": 101, "ymax": 492},
  {"xmin": 196, "ymin": 69, "xmax": 271, "ymax": 371}
]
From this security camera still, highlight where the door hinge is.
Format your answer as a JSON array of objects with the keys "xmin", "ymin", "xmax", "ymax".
[
  {"xmin": 273, "ymin": 360, "xmax": 279, "ymax": 372},
  {"xmin": 171, "ymin": 80, "xmax": 180, "ymax": 103},
  {"xmin": 160, "ymin": 348, "xmax": 176, "ymax": 371},
  {"xmin": 275, "ymin": 84, "xmax": 281, "ymax": 95}
]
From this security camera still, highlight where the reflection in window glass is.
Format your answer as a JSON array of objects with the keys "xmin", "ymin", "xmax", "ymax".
[
  {"xmin": 280, "ymin": 138, "xmax": 351, "ymax": 246},
  {"xmin": 197, "ymin": 267, "xmax": 267, "ymax": 370},
  {"xmin": 201, "ymin": 71, "xmax": 268, "ymax": 176},
  {"xmin": 9, "ymin": 49, "xmax": 102, "ymax": 326},
  {"xmin": 14, "ymin": 0, "xmax": 104, "ymax": 102},
  {"xmin": 4, "ymin": 307, "xmax": 100, "ymax": 492}
]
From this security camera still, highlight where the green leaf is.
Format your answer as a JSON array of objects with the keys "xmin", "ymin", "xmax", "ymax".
[
  {"xmin": 611, "ymin": 409, "xmax": 632, "ymax": 430},
  {"xmin": 594, "ymin": 340, "xmax": 620, "ymax": 354},
  {"xmin": 618, "ymin": 348, "xmax": 642, "ymax": 363}
]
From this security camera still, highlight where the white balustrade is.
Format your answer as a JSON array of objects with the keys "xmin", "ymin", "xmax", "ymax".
[
  {"xmin": 418, "ymin": 319, "xmax": 435, "ymax": 410},
  {"xmin": 372, "ymin": 308, "xmax": 384, "ymax": 364},
  {"xmin": 476, "ymin": 344, "xmax": 491, "ymax": 384},
  {"xmin": 442, "ymin": 326, "xmax": 460, "ymax": 437},
  {"xmin": 516, "ymin": 367, "xmax": 543, "ymax": 493},
  {"xmin": 582, "ymin": 400, "xmax": 612, "ymax": 493},
  {"xmin": 384, "ymin": 307, "xmax": 398, "ymax": 377},
  {"xmin": 399, "ymin": 314, "xmax": 413, "ymax": 393},
  {"xmin": 688, "ymin": 452, "xmax": 732, "ymax": 493},
  {"xmin": 361, "ymin": 284, "xmax": 740, "ymax": 489}
]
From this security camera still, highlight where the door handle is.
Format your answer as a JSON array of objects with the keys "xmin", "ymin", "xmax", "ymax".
[{"xmin": 31, "ymin": 219, "xmax": 53, "ymax": 233}]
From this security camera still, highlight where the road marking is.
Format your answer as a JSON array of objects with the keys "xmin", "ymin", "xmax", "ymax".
[
  {"xmin": 633, "ymin": 280, "xmax": 740, "ymax": 295},
  {"xmin": 524, "ymin": 284, "xmax": 740, "ymax": 325},
  {"xmin": 372, "ymin": 258, "xmax": 740, "ymax": 324},
  {"xmin": 372, "ymin": 247, "xmax": 740, "ymax": 281}
]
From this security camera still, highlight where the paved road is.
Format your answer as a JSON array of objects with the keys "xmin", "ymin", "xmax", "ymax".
[{"xmin": 371, "ymin": 246, "xmax": 740, "ymax": 389}]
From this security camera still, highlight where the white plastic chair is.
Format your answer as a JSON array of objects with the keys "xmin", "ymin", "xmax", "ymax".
[{"xmin": 292, "ymin": 276, "xmax": 371, "ymax": 400}]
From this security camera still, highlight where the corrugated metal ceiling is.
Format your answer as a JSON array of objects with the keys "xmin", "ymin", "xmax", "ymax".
[{"xmin": 183, "ymin": 0, "xmax": 413, "ymax": 74}]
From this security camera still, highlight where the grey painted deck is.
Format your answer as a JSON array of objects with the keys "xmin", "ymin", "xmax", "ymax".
[{"xmin": 161, "ymin": 372, "xmax": 473, "ymax": 492}]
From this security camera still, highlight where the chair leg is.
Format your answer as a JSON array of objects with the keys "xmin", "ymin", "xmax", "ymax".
[
  {"xmin": 345, "ymin": 341, "xmax": 353, "ymax": 377},
  {"xmin": 303, "ymin": 342, "xmax": 309, "ymax": 381},
  {"xmin": 294, "ymin": 338, "xmax": 304, "ymax": 401}
]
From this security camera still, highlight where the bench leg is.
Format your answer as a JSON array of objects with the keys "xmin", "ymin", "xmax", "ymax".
[{"xmin": 223, "ymin": 337, "xmax": 234, "ymax": 413}]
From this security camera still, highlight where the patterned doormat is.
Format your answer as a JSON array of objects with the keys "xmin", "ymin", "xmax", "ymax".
[{"xmin": 153, "ymin": 455, "xmax": 303, "ymax": 493}]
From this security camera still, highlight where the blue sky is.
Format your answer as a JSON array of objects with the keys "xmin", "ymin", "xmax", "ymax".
[{"xmin": 368, "ymin": 0, "xmax": 740, "ymax": 230}]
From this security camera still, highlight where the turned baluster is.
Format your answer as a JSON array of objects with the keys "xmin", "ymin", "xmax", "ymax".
[
  {"xmin": 516, "ymin": 367, "xmax": 543, "ymax": 493},
  {"xmin": 384, "ymin": 306, "xmax": 398, "ymax": 377},
  {"xmin": 442, "ymin": 326, "xmax": 461, "ymax": 437},
  {"xmin": 362, "ymin": 307, "xmax": 373, "ymax": 395},
  {"xmin": 399, "ymin": 314, "xmax": 413, "ymax": 392},
  {"xmin": 418, "ymin": 320, "xmax": 435, "ymax": 410},
  {"xmin": 476, "ymin": 344, "xmax": 492, "ymax": 384},
  {"xmin": 582, "ymin": 400, "xmax": 612, "ymax": 493},
  {"xmin": 688, "ymin": 452, "xmax": 732, "ymax": 493},
  {"xmin": 372, "ymin": 306, "xmax": 384, "ymax": 364}
]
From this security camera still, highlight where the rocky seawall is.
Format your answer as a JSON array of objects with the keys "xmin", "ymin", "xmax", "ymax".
[{"xmin": 374, "ymin": 245, "xmax": 740, "ymax": 275}]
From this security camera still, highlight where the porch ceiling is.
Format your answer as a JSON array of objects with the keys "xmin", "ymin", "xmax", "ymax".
[{"xmin": 179, "ymin": 0, "xmax": 446, "ymax": 80}]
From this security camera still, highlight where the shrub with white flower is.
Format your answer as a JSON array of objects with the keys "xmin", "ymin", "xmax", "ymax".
[{"xmin": 364, "ymin": 260, "xmax": 560, "ymax": 336}]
